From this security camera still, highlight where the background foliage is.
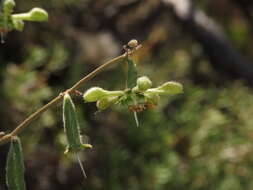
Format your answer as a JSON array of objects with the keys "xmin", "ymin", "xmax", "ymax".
[{"xmin": 1, "ymin": 0, "xmax": 253, "ymax": 189}]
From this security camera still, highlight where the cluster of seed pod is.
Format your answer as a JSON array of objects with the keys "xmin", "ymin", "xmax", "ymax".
[
  {"xmin": 83, "ymin": 76, "xmax": 183, "ymax": 112},
  {"xmin": 0, "ymin": 0, "xmax": 48, "ymax": 34}
]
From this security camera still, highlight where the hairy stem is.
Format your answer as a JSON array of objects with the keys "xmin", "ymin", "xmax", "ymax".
[{"xmin": 0, "ymin": 46, "xmax": 141, "ymax": 145}]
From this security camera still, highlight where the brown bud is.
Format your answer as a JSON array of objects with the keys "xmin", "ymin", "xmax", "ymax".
[{"xmin": 127, "ymin": 39, "xmax": 138, "ymax": 48}]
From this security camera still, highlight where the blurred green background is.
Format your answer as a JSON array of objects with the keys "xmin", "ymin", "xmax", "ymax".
[{"xmin": 1, "ymin": 0, "xmax": 253, "ymax": 189}]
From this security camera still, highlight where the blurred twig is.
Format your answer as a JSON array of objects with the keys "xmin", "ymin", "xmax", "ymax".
[
  {"xmin": 163, "ymin": 0, "xmax": 253, "ymax": 83},
  {"xmin": 232, "ymin": 0, "xmax": 253, "ymax": 31}
]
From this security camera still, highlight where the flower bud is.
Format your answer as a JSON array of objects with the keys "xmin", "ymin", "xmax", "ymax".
[
  {"xmin": 136, "ymin": 76, "xmax": 152, "ymax": 91},
  {"xmin": 28, "ymin": 8, "xmax": 48, "ymax": 21},
  {"xmin": 0, "ymin": 132, "xmax": 5, "ymax": 137},
  {"xmin": 3, "ymin": 0, "xmax": 15, "ymax": 15},
  {"xmin": 83, "ymin": 87, "xmax": 108, "ymax": 102},
  {"xmin": 12, "ymin": 19, "xmax": 24, "ymax": 31},
  {"xmin": 96, "ymin": 96, "xmax": 118, "ymax": 110},
  {"xmin": 127, "ymin": 39, "xmax": 138, "ymax": 48},
  {"xmin": 132, "ymin": 86, "xmax": 139, "ymax": 93}
]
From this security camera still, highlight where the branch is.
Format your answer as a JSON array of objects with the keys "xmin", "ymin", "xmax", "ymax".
[{"xmin": 0, "ymin": 45, "xmax": 142, "ymax": 145}]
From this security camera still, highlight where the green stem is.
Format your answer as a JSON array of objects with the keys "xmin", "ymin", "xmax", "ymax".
[
  {"xmin": 11, "ymin": 13, "xmax": 31, "ymax": 21},
  {"xmin": 106, "ymin": 90, "xmax": 124, "ymax": 97}
]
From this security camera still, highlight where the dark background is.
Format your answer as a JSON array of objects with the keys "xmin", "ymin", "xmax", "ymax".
[{"xmin": 1, "ymin": 0, "xmax": 253, "ymax": 189}]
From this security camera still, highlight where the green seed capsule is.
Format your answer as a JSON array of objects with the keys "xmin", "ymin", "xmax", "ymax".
[
  {"xmin": 83, "ymin": 87, "xmax": 124, "ymax": 102},
  {"xmin": 83, "ymin": 87, "xmax": 108, "ymax": 102},
  {"xmin": 6, "ymin": 136, "xmax": 26, "ymax": 190},
  {"xmin": 28, "ymin": 8, "xmax": 48, "ymax": 22},
  {"xmin": 157, "ymin": 81, "xmax": 183, "ymax": 95},
  {"xmin": 136, "ymin": 76, "xmax": 152, "ymax": 91},
  {"xmin": 63, "ymin": 93, "xmax": 91, "ymax": 154}
]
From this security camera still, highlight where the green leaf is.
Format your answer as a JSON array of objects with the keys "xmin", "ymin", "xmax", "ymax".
[
  {"xmin": 127, "ymin": 58, "xmax": 137, "ymax": 89},
  {"xmin": 63, "ymin": 93, "xmax": 83, "ymax": 153},
  {"xmin": 6, "ymin": 136, "xmax": 26, "ymax": 190}
]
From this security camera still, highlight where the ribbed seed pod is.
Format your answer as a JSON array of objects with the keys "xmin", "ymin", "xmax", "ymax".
[
  {"xmin": 6, "ymin": 136, "xmax": 26, "ymax": 190},
  {"xmin": 63, "ymin": 93, "xmax": 90, "ymax": 154}
]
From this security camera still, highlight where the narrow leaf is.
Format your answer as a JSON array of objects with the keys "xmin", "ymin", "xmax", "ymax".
[
  {"xmin": 6, "ymin": 136, "xmax": 26, "ymax": 190},
  {"xmin": 63, "ymin": 93, "xmax": 82, "ymax": 153},
  {"xmin": 127, "ymin": 58, "xmax": 137, "ymax": 89}
]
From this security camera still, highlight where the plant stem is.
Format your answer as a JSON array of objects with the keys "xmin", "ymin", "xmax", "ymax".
[
  {"xmin": 0, "ymin": 46, "xmax": 142, "ymax": 145},
  {"xmin": 12, "ymin": 13, "xmax": 31, "ymax": 21}
]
